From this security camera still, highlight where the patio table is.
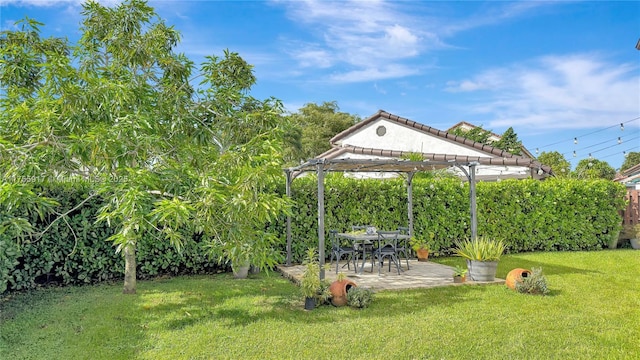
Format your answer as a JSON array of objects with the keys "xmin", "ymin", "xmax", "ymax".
[{"xmin": 336, "ymin": 232, "xmax": 410, "ymax": 274}]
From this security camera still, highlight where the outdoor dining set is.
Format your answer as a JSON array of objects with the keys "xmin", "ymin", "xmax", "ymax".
[{"xmin": 329, "ymin": 225, "xmax": 412, "ymax": 275}]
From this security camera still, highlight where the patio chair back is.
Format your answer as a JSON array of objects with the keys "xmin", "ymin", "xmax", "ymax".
[
  {"xmin": 329, "ymin": 229, "xmax": 357, "ymax": 274},
  {"xmin": 373, "ymin": 230, "xmax": 401, "ymax": 275}
]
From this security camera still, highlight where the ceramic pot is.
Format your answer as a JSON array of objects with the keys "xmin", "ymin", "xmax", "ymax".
[
  {"xmin": 329, "ymin": 278, "xmax": 357, "ymax": 307},
  {"xmin": 416, "ymin": 248, "xmax": 429, "ymax": 262},
  {"xmin": 506, "ymin": 268, "xmax": 532, "ymax": 290}
]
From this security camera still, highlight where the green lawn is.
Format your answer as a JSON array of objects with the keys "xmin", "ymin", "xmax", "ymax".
[{"xmin": 1, "ymin": 250, "xmax": 639, "ymax": 359}]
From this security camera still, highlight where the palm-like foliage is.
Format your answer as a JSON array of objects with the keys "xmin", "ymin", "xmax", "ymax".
[{"xmin": 454, "ymin": 237, "xmax": 505, "ymax": 262}]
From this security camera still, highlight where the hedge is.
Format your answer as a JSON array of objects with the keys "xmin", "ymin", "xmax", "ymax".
[
  {"xmin": 0, "ymin": 175, "xmax": 627, "ymax": 295},
  {"xmin": 280, "ymin": 175, "xmax": 627, "ymax": 261},
  {"xmin": 0, "ymin": 182, "xmax": 221, "ymax": 294}
]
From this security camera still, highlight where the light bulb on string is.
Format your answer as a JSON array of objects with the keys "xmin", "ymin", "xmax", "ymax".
[
  {"xmin": 620, "ymin": 123, "xmax": 624, "ymax": 131},
  {"xmin": 574, "ymin": 137, "xmax": 578, "ymax": 144},
  {"xmin": 618, "ymin": 137, "xmax": 622, "ymax": 144},
  {"xmin": 573, "ymin": 151, "xmax": 577, "ymax": 157}
]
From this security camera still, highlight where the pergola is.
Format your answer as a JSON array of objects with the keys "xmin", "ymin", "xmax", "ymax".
[{"xmin": 283, "ymin": 157, "xmax": 481, "ymax": 281}]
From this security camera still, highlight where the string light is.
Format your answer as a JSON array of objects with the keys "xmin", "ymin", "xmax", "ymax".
[
  {"xmin": 574, "ymin": 137, "xmax": 578, "ymax": 144},
  {"xmin": 618, "ymin": 137, "xmax": 622, "ymax": 144},
  {"xmin": 621, "ymin": 123, "xmax": 624, "ymax": 131}
]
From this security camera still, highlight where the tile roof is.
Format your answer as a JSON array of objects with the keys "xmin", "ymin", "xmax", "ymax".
[{"xmin": 293, "ymin": 110, "xmax": 553, "ymax": 179}]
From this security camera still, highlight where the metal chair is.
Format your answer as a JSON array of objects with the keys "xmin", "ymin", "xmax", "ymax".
[
  {"xmin": 329, "ymin": 230, "xmax": 357, "ymax": 273},
  {"xmin": 351, "ymin": 225, "xmax": 375, "ymax": 269},
  {"xmin": 371, "ymin": 230, "xmax": 402, "ymax": 275},
  {"xmin": 397, "ymin": 226, "xmax": 411, "ymax": 270}
]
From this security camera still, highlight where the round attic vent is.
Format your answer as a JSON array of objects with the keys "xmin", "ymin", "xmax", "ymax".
[{"xmin": 376, "ymin": 125, "xmax": 386, "ymax": 136}]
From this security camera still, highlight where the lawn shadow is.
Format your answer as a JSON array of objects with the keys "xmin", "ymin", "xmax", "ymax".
[
  {"xmin": 498, "ymin": 254, "xmax": 601, "ymax": 277},
  {"xmin": 134, "ymin": 272, "xmax": 501, "ymax": 330},
  {"xmin": 136, "ymin": 274, "xmax": 323, "ymax": 329}
]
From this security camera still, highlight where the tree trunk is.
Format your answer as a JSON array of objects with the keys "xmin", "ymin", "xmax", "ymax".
[{"xmin": 122, "ymin": 243, "xmax": 137, "ymax": 294}]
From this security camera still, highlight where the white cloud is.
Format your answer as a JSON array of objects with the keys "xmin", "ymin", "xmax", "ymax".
[
  {"xmin": 447, "ymin": 54, "xmax": 640, "ymax": 129},
  {"xmin": 289, "ymin": 45, "xmax": 334, "ymax": 68},
  {"xmin": 329, "ymin": 64, "xmax": 420, "ymax": 83},
  {"xmin": 277, "ymin": 0, "xmax": 437, "ymax": 83},
  {"xmin": 275, "ymin": 0, "xmax": 551, "ymax": 84}
]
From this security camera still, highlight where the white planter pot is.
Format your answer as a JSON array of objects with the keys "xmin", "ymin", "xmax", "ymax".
[
  {"xmin": 630, "ymin": 238, "xmax": 640, "ymax": 250},
  {"xmin": 232, "ymin": 263, "xmax": 250, "ymax": 279},
  {"xmin": 467, "ymin": 260, "xmax": 498, "ymax": 282}
]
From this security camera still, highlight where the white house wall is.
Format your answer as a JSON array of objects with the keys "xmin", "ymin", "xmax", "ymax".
[{"xmin": 335, "ymin": 118, "xmax": 492, "ymax": 158}]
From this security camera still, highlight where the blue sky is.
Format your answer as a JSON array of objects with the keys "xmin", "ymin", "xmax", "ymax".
[{"xmin": 1, "ymin": 0, "xmax": 639, "ymax": 170}]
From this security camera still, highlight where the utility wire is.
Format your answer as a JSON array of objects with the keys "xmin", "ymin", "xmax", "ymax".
[
  {"xmin": 600, "ymin": 146, "xmax": 640, "ymax": 160},
  {"xmin": 536, "ymin": 116, "xmax": 640, "ymax": 150},
  {"xmin": 564, "ymin": 134, "xmax": 640, "ymax": 158}
]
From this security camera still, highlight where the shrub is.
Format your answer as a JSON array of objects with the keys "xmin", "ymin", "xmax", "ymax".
[
  {"xmin": 515, "ymin": 267, "xmax": 550, "ymax": 295},
  {"xmin": 347, "ymin": 286, "xmax": 374, "ymax": 308}
]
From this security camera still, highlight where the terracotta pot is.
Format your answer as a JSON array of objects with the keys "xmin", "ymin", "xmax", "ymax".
[
  {"xmin": 506, "ymin": 268, "xmax": 532, "ymax": 290},
  {"xmin": 453, "ymin": 275, "xmax": 466, "ymax": 283},
  {"xmin": 329, "ymin": 278, "xmax": 357, "ymax": 307},
  {"xmin": 416, "ymin": 248, "xmax": 429, "ymax": 262}
]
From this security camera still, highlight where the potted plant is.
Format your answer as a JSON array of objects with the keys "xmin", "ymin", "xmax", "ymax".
[
  {"xmin": 204, "ymin": 230, "xmax": 283, "ymax": 280},
  {"xmin": 454, "ymin": 237, "xmax": 505, "ymax": 282},
  {"xmin": 300, "ymin": 248, "xmax": 329, "ymax": 310},
  {"xmin": 453, "ymin": 265, "xmax": 467, "ymax": 283},
  {"xmin": 620, "ymin": 224, "xmax": 640, "ymax": 249},
  {"xmin": 409, "ymin": 234, "xmax": 431, "ymax": 262}
]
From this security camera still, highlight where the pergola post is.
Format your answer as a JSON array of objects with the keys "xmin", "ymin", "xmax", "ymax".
[
  {"xmin": 284, "ymin": 169, "xmax": 293, "ymax": 266},
  {"xmin": 317, "ymin": 161, "xmax": 326, "ymax": 281},
  {"xmin": 454, "ymin": 162, "xmax": 478, "ymax": 241},
  {"xmin": 407, "ymin": 172, "xmax": 415, "ymax": 237},
  {"xmin": 469, "ymin": 163, "xmax": 478, "ymax": 240}
]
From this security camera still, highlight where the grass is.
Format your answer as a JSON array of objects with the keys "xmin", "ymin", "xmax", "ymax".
[{"xmin": 1, "ymin": 250, "xmax": 639, "ymax": 359}]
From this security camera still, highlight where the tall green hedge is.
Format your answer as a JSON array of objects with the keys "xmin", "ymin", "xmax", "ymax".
[
  {"xmin": 280, "ymin": 175, "xmax": 626, "ymax": 261},
  {"xmin": 0, "ymin": 182, "xmax": 221, "ymax": 294},
  {"xmin": 0, "ymin": 175, "xmax": 627, "ymax": 295}
]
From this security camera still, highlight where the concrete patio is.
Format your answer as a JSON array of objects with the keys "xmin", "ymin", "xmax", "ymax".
[{"xmin": 277, "ymin": 259, "xmax": 505, "ymax": 291}]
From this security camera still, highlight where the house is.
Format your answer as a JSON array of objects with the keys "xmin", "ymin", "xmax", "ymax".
[
  {"xmin": 315, "ymin": 110, "xmax": 552, "ymax": 181},
  {"xmin": 614, "ymin": 162, "xmax": 640, "ymax": 190}
]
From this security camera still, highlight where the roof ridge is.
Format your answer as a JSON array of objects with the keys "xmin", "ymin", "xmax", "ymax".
[{"xmin": 330, "ymin": 110, "xmax": 520, "ymax": 159}]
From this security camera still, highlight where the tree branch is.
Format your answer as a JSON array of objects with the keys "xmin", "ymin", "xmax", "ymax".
[{"xmin": 35, "ymin": 192, "xmax": 98, "ymax": 238}]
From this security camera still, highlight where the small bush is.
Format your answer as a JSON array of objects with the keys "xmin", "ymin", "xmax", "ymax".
[
  {"xmin": 515, "ymin": 267, "xmax": 549, "ymax": 295},
  {"xmin": 346, "ymin": 286, "xmax": 374, "ymax": 308}
]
